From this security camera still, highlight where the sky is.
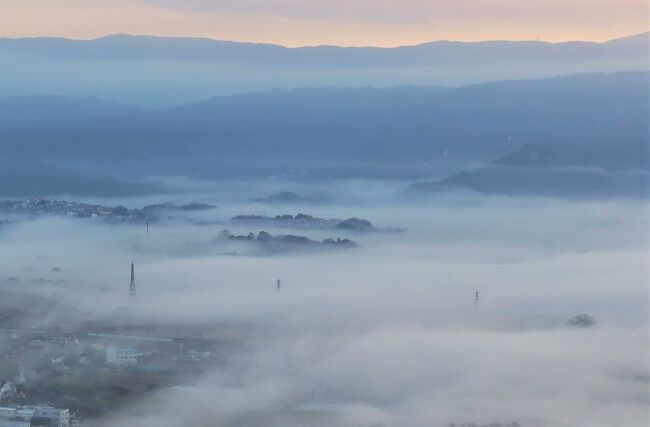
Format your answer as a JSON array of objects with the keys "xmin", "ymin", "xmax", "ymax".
[{"xmin": 0, "ymin": 0, "xmax": 648, "ymax": 47}]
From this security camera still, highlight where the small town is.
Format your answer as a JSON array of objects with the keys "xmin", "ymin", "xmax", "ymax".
[{"xmin": 0, "ymin": 264, "xmax": 242, "ymax": 426}]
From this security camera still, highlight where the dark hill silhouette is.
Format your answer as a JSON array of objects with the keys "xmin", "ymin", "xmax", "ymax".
[
  {"xmin": 1, "ymin": 72, "xmax": 647, "ymax": 196},
  {"xmin": 412, "ymin": 141, "xmax": 650, "ymax": 198}
]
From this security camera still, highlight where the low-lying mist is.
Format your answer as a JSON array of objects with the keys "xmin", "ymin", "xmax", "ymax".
[{"xmin": 0, "ymin": 180, "xmax": 647, "ymax": 427}]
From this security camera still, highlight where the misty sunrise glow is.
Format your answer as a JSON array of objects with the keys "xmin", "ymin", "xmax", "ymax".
[{"xmin": 1, "ymin": 0, "xmax": 648, "ymax": 46}]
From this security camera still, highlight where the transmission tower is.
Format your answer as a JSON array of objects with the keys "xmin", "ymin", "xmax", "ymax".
[{"xmin": 129, "ymin": 261, "xmax": 136, "ymax": 298}]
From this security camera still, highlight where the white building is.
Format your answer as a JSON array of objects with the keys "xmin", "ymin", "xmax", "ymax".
[
  {"xmin": 106, "ymin": 346, "xmax": 143, "ymax": 366},
  {"xmin": 1, "ymin": 405, "xmax": 69, "ymax": 427},
  {"xmin": 49, "ymin": 336, "xmax": 78, "ymax": 346},
  {"xmin": 23, "ymin": 406, "xmax": 69, "ymax": 427}
]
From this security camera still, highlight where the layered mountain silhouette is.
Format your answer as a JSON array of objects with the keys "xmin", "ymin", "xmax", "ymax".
[
  {"xmin": 1, "ymin": 33, "xmax": 647, "ymax": 104},
  {"xmin": 1, "ymin": 72, "xmax": 647, "ymax": 197}
]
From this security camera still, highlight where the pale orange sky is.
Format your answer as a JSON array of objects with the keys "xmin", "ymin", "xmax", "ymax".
[{"xmin": 0, "ymin": 0, "xmax": 648, "ymax": 47}]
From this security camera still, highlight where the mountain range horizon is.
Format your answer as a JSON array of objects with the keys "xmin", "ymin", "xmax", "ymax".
[
  {"xmin": 3, "ymin": 30, "xmax": 648, "ymax": 49},
  {"xmin": 1, "ymin": 30, "xmax": 647, "ymax": 197},
  {"xmin": 2, "ymin": 31, "xmax": 648, "ymax": 105}
]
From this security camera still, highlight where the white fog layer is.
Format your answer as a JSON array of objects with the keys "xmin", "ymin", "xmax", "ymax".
[{"xmin": 1, "ymin": 183, "xmax": 647, "ymax": 427}]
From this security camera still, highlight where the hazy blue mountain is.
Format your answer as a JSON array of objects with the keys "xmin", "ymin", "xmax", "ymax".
[
  {"xmin": 0, "ymin": 96, "xmax": 150, "ymax": 196},
  {"xmin": 0, "ymin": 95, "xmax": 140, "ymax": 128},
  {"xmin": 1, "ymin": 33, "xmax": 647, "ymax": 104},
  {"xmin": 1, "ymin": 72, "xmax": 647, "ymax": 196},
  {"xmin": 0, "ymin": 170, "xmax": 163, "ymax": 198},
  {"xmin": 411, "ymin": 142, "xmax": 650, "ymax": 198},
  {"xmin": 493, "ymin": 141, "xmax": 650, "ymax": 171}
]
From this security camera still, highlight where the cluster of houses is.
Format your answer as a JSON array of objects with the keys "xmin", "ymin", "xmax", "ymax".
[
  {"xmin": 18, "ymin": 332, "xmax": 219, "ymax": 373},
  {"xmin": 0, "ymin": 405, "xmax": 70, "ymax": 427}
]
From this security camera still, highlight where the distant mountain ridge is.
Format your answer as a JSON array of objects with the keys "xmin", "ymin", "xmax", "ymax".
[
  {"xmin": 1, "ymin": 32, "xmax": 647, "ymax": 66},
  {"xmin": 1, "ymin": 33, "xmax": 647, "ymax": 104},
  {"xmin": 0, "ymin": 95, "xmax": 141, "ymax": 127}
]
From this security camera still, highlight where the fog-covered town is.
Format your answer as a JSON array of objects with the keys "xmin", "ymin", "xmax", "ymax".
[{"xmin": 1, "ymin": 1, "xmax": 648, "ymax": 426}]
